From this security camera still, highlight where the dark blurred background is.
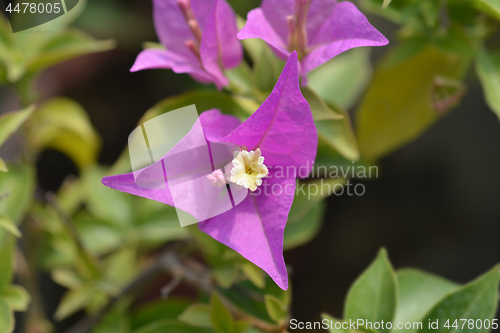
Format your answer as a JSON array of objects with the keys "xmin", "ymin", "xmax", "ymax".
[{"xmin": 3, "ymin": 0, "xmax": 500, "ymax": 330}]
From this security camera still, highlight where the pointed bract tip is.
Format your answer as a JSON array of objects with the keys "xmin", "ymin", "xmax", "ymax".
[
  {"xmin": 279, "ymin": 279, "xmax": 289, "ymax": 290},
  {"xmin": 101, "ymin": 176, "xmax": 111, "ymax": 187}
]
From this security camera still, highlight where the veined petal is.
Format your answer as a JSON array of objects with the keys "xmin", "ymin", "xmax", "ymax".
[
  {"xmin": 199, "ymin": 109, "xmax": 242, "ymax": 142},
  {"xmin": 102, "ymin": 172, "xmax": 175, "ymax": 206},
  {"xmin": 190, "ymin": 0, "xmax": 217, "ymax": 29},
  {"xmin": 303, "ymin": 1, "xmax": 388, "ymax": 74},
  {"xmin": 237, "ymin": 8, "xmax": 290, "ymax": 60},
  {"xmin": 102, "ymin": 110, "xmax": 239, "ymax": 221},
  {"xmin": 216, "ymin": 0, "xmax": 243, "ymax": 69},
  {"xmin": 219, "ymin": 52, "xmax": 318, "ymax": 176},
  {"xmin": 306, "ymin": 0, "xmax": 337, "ymax": 41},
  {"xmin": 131, "ymin": 49, "xmax": 225, "ymax": 88},
  {"xmin": 260, "ymin": 0, "xmax": 295, "ymax": 44},
  {"xmin": 258, "ymin": 0, "xmax": 337, "ymax": 52},
  {"xmin": 152, "ymin": 0, "xmax": 210, "ymax": 59},
  {"xmin": 198, "ymin": 170, "xmax": 295, "ymax": 290},
  {"xmin": 200, "ymin": 0, "xmax": 242, "ymax": 89}
]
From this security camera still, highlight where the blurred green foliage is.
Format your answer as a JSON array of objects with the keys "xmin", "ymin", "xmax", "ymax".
[{"xmin": 0, "ymin": 0, "xmax": 498, "ymax": 332}]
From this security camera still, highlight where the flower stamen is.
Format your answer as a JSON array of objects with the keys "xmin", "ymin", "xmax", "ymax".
[
  {"xmin": 229, "ymin": 148, "xmax": 269, "ymax": 192},
  {"xmin": 177, "ymin": 0, "xmax": 196, "ymax": 22},
  {"xmin": 288, "ymin": 0, "xmax": 312, "ymax": 58},
  {"xmin": 185, "ymin": 40, "xmax": 201, "ymax": 59},
  {"xmin": 178, "ymin": 0, "xmax": 203, "ymax": 53},
  {"xmin": 187, "ymin": 19, "xmax": 203, "ymax": 43}
]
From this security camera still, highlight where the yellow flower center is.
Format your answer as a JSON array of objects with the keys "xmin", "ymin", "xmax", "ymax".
[{"xmin": 229, "ymin": 148, "xmax": 269, "ymax": 192}]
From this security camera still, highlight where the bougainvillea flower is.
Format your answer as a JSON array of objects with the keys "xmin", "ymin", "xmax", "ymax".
[
  {"xmin": 238, "ymin": 0, "xmax": 388, "ymax": 76},
  {"xmin": 131, "ymin": 0, "xmax": 243, "ymax": 89},
  {"xmin": 102, "ymin": 52, "xmax": 317, "ymax": 290}
]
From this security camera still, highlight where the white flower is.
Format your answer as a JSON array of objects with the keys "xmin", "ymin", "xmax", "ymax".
[{"xmin": 229, "ymin": 148, "xmax": 269, "ymax": 191}]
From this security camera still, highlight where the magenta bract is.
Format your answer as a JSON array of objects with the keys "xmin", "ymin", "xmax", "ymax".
[
  {"xmin": 238, "ymin": 0, "xmax": 388, "ymax": 77},
  {"xmin": 102, "ymin": 52, "xmax": 317, "ymax": 289},
  {"xmin": 131, "ymin": 0, "xmax": 243, "ymax": 89}
]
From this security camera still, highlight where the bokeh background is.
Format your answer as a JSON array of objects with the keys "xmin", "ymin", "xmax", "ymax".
[{"xmin": 1, "ymin": 0, "xmax": 499, "ymax": 331}]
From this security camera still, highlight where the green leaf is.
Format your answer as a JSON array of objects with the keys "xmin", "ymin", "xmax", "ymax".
[
  {"xmin": 284, "ymin": 201, "xmax": 325, "ymax": 251},
  {"xmin": 240, "ymin": 262, "xmax": 265, "ymax": 289},
  {"xmin": 0, "ymin": 237, "xmax": 15, "ymax": 291},
  {"xmin": 92, "ymin": 302, "xmax": 131, "ymax": 333},
  {"xmin": 382, "ymin": 0, "xmax": 392, "ymax": 9},
  {"xmin": 0, "ymin": 285, "xmax": 31, "ymax": 312},
  {"xmin": 394, "ymin": 269, "xmax": 459, "ymax": 333},
  {"xmin": 232, "ymin": 96, "xmax": 261, "ymax": 115},
  {"xmin": 473, "ymin": 0, "xmax": 500, "ymax": 20},
  {"xmin": 134, "ymin": 319, "xmax": 214, "ymax": 333},
  {"xmin": 316, "ymin": 106, "xmax": 360, "ymax": 162},
  {"xmin": 134, "ymin": 199, "xmax": 189, "ymax": 247},
  {"xmin": 0, "ymin": 15, "xmax": 14, "ymax": 55},
  {"xmin": 321, "ymin": 314, "xmax": 348, "ymax": 333},
  {"xmin": 87, "ymin": 289, "xmax": 110, "ymax": 316},
  {"xmin": 179, "ymin": 304, "xmax": 212, "ymax": 328},
  {"xmin": 189, "ymin": 225, "xmax": 227, "ymax": 258},
  {"xmin": 303, "ymin": 84, "xmax": 360, "ymax": 161},
  {"xmin": 419, "ymin": 0, "xmax": 440, "ymax": 28},
  {"xmin": 29, "ymin": 97, "xmax": 101, "ymax": 168},
  {"xmin": 254, "ymin": 48, "xmax": 285, "ymax": 93},
  {"xmin": 0, "ymin": 216, "xmax": 21, "ymax": 238},
  {"xmin": 0, "ymin": 300, "xmax": 13, "ymax": 333},
  {"xmin": 214, "ymin": 264, "xmax": 239, "ymax": 289},
  {"xmin": 264, "ymin": 295, "xmax": 287, "ymax": 323},
  {"xmin": 218, "ymin": 281, "xmax": 276, "ymax": 324},
  {"xmin": 0, "ymin": 106, "xmax": 34, "ymax": 147},
  {"xmin": 0, "ymin": 164, "xmax": 35, "ymax": 224},
  {"xmin": 54, "ymin": 287, "xmax": 93, "ymax": 321},
  {"xmin": 308, "ymin": 48, "xmax": 373, "ymax": 109},
  {"xmin": 430, "ymin": 25, "xmax": 476, "ymax": 57},
  {"xmin": 417, "ymin": 266, "xmax": 500, "ymax": 333},
  {"xmin": 56, "ymin": 179, "xmax": 86, "ymax": 220},
  {"xmin": 344, "ymin": 249, "xmax": 397, "ymax": 333},
  {"xmin": 210, "ymin": 293, "xmax": 234, "ymax": 333},
  {"xmin": 103, "ymin": 248, "xmax": 137, "ymax": 288},
  {"xmin": 302, "ymin": 87, "xmax": 343, "ymax": 121},
  {"xmin": 381, "ymin": 37, "xmax": 427, "ymax": 70},
  {"xmin": 73, "ymin": 212, "xmax": 123, "ymax": 255},
  {"xmin": 1, "ymin": 0, "xmax": 111, "ymax": 83},
  {"xmin": 82, "ymin": 166, "xmax": 133, "ymax": 227},
  {"xmin": 132, "ymin": 299, "xmax": 192, "ymax": 331},
  {"xmin": 51, "ymin": 269, "xmax": 83, "ymax": 290},
  {"xmin": 0, "ymin": 158, "xmax": 8, "ymax": 173},
  {"xmin": 476, "ymin": 48, "xmax": 500, "ymax": 121},
  {"xmin": 234, "ymin": 321, "xmax": 251, "ymax": 333},
  {"xmin": 356, "ymin": 46, "xmax": 469, "ymax": 161},
  {"xmin": 358, "ymin": 0, "xmax": 404, "ymax": 24},
  {"xmin": 284, "ymin": 178, "xmax": 345, "ymax": 250},
  {"xmin": 225, "ymin": 62, "xmax": 253, "ymax": 95},
  {"xmin": 28, "ymin": 29, "xmax": 115, "ymax": 73}
]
